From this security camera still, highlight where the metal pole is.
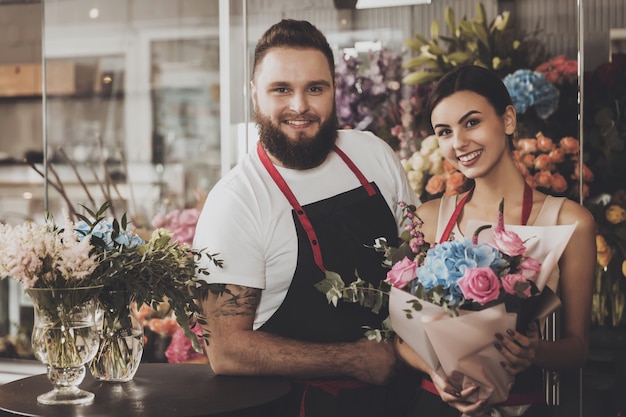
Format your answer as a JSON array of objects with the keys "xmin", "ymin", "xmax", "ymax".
[{"xmin": 41, "ymin": 0, "xmax": 48, "ymax": 212}]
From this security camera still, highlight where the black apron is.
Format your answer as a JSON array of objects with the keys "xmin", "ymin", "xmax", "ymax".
[{"xmin": 256, "ymin": 142, "xmax": 419, "ymax": 417}]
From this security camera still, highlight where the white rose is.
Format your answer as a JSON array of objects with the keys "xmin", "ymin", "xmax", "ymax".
[
  {"xmin": 420, "ymin": 135, "xmax": 439, "ymax": 155},
  {"xmin": 429, "ymin": 150, "xmax": 444, "ymax": 175}
]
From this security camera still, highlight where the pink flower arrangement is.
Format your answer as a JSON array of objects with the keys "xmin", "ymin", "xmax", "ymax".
[
  {"xmin": 383, "ymin": 200, "xmax": 542, "ymax": 314},
  {"xmin": 535, "ymin": 55, "xmax": 578, "ymax": 86},
  {"xmin": 148, "ymin": 207, "xmax": 208, "ymax": 364},
  {"xmin": 151, "ymin": 208, "xmax": 201, "ymax": 245},
  {"xmin": 0, "ymin": 217, "xmax": 98, "ymax": 289}
]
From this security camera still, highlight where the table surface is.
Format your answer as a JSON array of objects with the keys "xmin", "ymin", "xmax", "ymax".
[{"xmin": 0, "ymin": 363, "xmax": 291, "ymax": 417}]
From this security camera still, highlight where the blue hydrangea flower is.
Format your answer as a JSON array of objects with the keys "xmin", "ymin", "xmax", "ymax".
[
  {"xmin": 415, "ymin": 238, "xmax": 504, "ymax": 306},
  {"xmin": 75, "ymin": 219, "xmax": 144, "ymax": 249},
  {"xmin": 503, "ymin": 69, "xmax": 560, "ymax": 119}
]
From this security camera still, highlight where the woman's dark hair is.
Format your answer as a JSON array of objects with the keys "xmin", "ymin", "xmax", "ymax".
[
  {"xmin": 426, "ymin": 65, "xmax": 516, "ymax": 146},
  {"xmin": 252, "ymin": 19, "xmax": 335, "ymax": 83},
  {"xmin": 426, "ymin": 65, "xmax": 514, "ymax": 118}
]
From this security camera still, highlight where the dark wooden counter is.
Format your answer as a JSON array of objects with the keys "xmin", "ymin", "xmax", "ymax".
[{"xmin": 0, "ymin": 363, "xmax": 291, "ymax": 417}]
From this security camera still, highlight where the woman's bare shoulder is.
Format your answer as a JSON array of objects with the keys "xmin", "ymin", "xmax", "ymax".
[
  {"xmin": 416, "ymin": 198, "xmax": 442, "ymax": 241},
  {"xmin": 416, "ymin": 198, "xmax": 441, "ymax": 218},
  {"xmin": 558, "ymin": 198, "xmax": 595, "ymax": 230}
]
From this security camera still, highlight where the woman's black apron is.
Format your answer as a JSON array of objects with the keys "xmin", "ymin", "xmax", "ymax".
[{"xmin": 257, "ymin": 142, "xmax": 419, "ymax": 417}]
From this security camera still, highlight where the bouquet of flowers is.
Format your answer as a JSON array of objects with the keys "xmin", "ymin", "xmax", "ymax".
[
  {"xmin": 0, "ymin": 214, "xmax": 98, "ymax": 291},
  {"xmin": 317, "ymin": 200, "xmax": 576, "ymax": 406},
  {"xmin": 0, "ymin": 214, "xmax": 103, "ymax": 378},
  {"xmin": 75, "ymin": 202, "xmax": 223, "ymax": 354},
  {"xmin": 387, "ymin": 203, "xmax": 575, "ymax": 405}
]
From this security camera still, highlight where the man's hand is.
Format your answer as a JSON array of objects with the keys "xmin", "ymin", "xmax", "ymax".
[{"xmin": 347, "ymin": 338, "xmax": 398, "ymax": 385}]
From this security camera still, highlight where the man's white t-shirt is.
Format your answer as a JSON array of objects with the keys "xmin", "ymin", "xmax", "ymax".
[{"xmin": 194, "ymin": 129, "xmax": 419, "ymax": 329}]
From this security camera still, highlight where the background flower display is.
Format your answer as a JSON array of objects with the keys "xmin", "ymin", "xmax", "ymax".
[
  {"xmin": 583, "ymin": 53, "xmax": 626, "ymax": 198},
  {"xmin": 401, "ymin": 134, "xmax": 468, "ymax": 200},
  {"xmin": 514, "ymin": 133, "xmax": 593, "ymax": 201},
  {"xmin": 586, "ymin": 191, "xmax": 626, "ymax": 328},
  {"xmin": 149, "ymin": 206, "xmax": 209, "ymax": 363}
]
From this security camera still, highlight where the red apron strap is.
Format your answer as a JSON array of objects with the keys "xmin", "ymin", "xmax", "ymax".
[
  {"xmin": 297, "ymin": 379, "xmax": 368, "ymax": 417},
  {"xmin": 257, "ymin": 142, "xmax": 325, "ymax": 272},
  {"xmin": 439, "ymin": 186, "xmax": 474, "ymax": 244},
  {"xmin": 332, "ymin": 145, "xmax": 376, "ymax": 197},
  {"xmin": 439, "ymin": 181, "xmax": 534, "ymax": 244},
  {"xmin": 257, "ymin": 142, "xmax": 377, "ymax": 273},
  {"xmin": 521, "ymin": 181, "xmax": 533, "ymax": 226}
]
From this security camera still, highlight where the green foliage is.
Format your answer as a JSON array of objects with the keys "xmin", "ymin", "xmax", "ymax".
[
  {"xmin": 77, "ymin": 201, "xmax": 225, "ymax": 352},
  {"xmin": 402, "ymin": 3, "xmax": 547, "ymax": 86}
]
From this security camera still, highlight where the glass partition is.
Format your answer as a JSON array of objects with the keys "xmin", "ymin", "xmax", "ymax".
[{"xmin": 39, "ymin": 0, "xmax": 220, "ymax": 225}]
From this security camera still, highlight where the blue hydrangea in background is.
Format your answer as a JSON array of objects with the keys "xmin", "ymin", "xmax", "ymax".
[{"xmin": 503, "ymin": 69, "xmax": 560, "ymax": 119}]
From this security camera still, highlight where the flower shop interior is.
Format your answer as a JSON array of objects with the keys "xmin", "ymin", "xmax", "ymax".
[{"xmin": 0, "ymin": 0, "xmax": 625, "ymax": 416}]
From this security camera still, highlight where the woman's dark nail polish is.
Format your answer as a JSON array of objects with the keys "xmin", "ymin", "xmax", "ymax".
[
  {"xmin": 494, "ymin": 342, "xmax": 502, "ymax": 350},
  {"xmin": 506, "ymin": 329, "xmax": 515, "ymax": 336},
  {"xmin": 495, "ymin": 333, "xmax": 504, "ymax": 341}
]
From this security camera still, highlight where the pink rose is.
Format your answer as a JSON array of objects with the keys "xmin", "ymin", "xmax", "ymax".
[
  {"xmin": 491, "ymin": 229, "xmax": 526, "ymax": 257},
  {"xmin": 179, "ymin": 208, "xmax": 201, "ymax": 226},
  {"xmin": 151, "ymin": 213, "xmax": 167, "ymax": 229},
  {"xmin": 501, "ymin": 274, "xmax": 532, "ymax": 297},
  {"xmin": 518, "ymin": 257, "xmax": 542, "ymax": 282},
  {"xmin": 386, "ymin": 257, "xmax": 417, "ymax": 288},
  {"xmin": 458, "ymin": 267, "xmax": 501, "ymax": 305},
  {"xmin": 516, "ymin": 138, "xmax": 538, "ymax": 154}
]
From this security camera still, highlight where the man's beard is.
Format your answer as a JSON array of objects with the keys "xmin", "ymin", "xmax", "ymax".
[{"xmin": 255, "ymin": 106, "xmax": 339, "ymax": 170}]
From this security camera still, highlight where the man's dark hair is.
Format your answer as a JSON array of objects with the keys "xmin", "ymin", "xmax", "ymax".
[{"xmin": 252, "ymin": 19, "xmax": 335, "ymax": 83}]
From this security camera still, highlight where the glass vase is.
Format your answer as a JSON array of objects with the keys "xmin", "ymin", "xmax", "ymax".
[
  {"xmin": 89, "ymin": 291, "xmax": 144, "ymax": 382},
  {"xmin": 27, "ymin": 286, "xmax": 102, "ymax": 405}
]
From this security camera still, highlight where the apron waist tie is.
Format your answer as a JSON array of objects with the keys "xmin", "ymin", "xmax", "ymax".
[
  {"xmin": 420, "ymin": 378, "xmax": 545, "ymax": 407},
  {"xmin": 295, "ymin": 378, "xmax": 369, "ymax": 417}
]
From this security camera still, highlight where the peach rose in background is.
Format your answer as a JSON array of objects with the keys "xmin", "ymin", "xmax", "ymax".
[
  {"xmin": 536, "ymin": 132, "xmax": 555, "ymax": 152},
  {"xmin": 445, "ymin": 171, "xmax": 467, "ymax": 196},
  {"xmin": 442, "ymin": 158, "xmax": 457, "ymax": 174},
  {"xmin": 517, "ymin": 138, "xmax": 538, "ymax": 154},
  {"xmin": 559, "ymin": 136, "xmax": 580, "ymax": 154},
  {"xmin": 548, "ymin": 147, "xmax": 565, "ymax": 163},
  {"xmin": 425, "ymin": 174, "xmax": 446, "ymax": 195},
  {"xmin": 533, "ymin": 171, "xmax": 552, "ymax": 189},
  {"xmin": 518, "ymin": 153, "xmax": 536, "ymax": 169},
  {"xmin": 550, "ymin": 173, "xmax": 568, "ymax": 193},
  {"xmin": 534, "ymin": 154, "xmax": 553, "ymax": 171}
]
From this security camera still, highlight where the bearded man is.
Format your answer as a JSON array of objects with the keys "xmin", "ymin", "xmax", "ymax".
[{"xmin": 195, "ymin": 19, "xmax": 420, "ymax": 417}]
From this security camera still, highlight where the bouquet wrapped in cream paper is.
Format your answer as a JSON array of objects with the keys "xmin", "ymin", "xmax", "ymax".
[
  {"xmin": 386, "ymin": 202, "xmax": 576, "ymax": 405},
  {"xmin": 315, "ymin": 200, "xmax": 576, "ymax": 406}
]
